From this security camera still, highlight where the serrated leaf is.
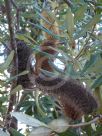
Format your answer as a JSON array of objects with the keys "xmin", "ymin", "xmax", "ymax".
[
  {"xmin": 0, "ymin": 50, "xmax": 14, "ymax": 72},
  {"xmin": 11, "ymin": 112, "xmax": 47, "ymax": 127},
  {"xmin": 65, "ymin": 9, "xmax": 74, "ymax": 35},
  {"xmin": 48, "ymin": 118, "xmax": 69, "ymax": 133},
  {"xmin": 30, "ymin": 127, "xmax": 51, "ymax": 136},
  {"xmin": 74, "ymin": 4, "xmax": 87, "ymax": 23},
  {"xmin": 91, "ymin": 75, "xmax": 102, "ymax": 88}
]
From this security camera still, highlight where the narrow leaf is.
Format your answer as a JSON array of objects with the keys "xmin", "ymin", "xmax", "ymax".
[
  {"xmin": 75, "ymin": 14, "xmax": 101, "ymax": 39},
  {"xmin": 74, "ymin": 4, "xmax": 87, "ymax": 23},
  {"xmin": 65, "ymin": 9, "xmax": 74, "ymax": 35},
  {"xmin": 0, "ymin": 50, "xmax": 14, "ymax": 72},
  {"xmin": 17, "ymin": 70, "xmax": 29, "ymax": 76},
  {"xmin": 4, "ymin": 70, "xmax": 29, "ymax": 86},
  {"xmin": 82, "ymin": 53, "xmax": 102, "ymax": 75},
  {"xmin": 11, "ymin": 85, "xmax": 22, "ymax": 95},
  {"xmin": 91, "ymin": 75, "xmax": 102, "ymax": 88},
  {"xmin": 16, "ymin": 34, "xmax": 30, "ymax": 43},
  {"xmin": 11, "ymin": 112, "xmax": 47, "ymax": 127},
  {"xmin": 10, "ymin": 128, "xmax": 24, "ymax": 136}
]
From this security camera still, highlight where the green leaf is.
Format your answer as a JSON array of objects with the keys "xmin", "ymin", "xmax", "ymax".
[
  {"xmin": 11, "ymin": 70, "xmax": 29, "ymax": 80},
  {"xmin": 22, "ymin": 12, "xmax": 36, "ymax": 19},
  {"xmin": 35, "ymin": 90, "xmax": 46, "ymax": 117},
  {"xmin": 85, "ymin": 14, "xmax": 101, "ymax": 28},
  {"xmin": 10, "ymin": 128, "xmax": 24, "ymax": 136},
  {"xmin": 74, "ymin": 4, "xmax": 87, "ymax": 23},
  {"xmin": 4, "ymin": 70, "xmax": 29, "ymax": 86},
  {"xmin": 91, "ymin": 75, "xmax": 102, "ymax": 88},
  {"xmin": 11, "ymin": 112, "xmax": 47, "ymax": 127},
  {"xmin": 65, "ymin": 8, "xmax": 74, "ymax": 35},
  {"xmin": 16, "ymin": 34, "xmax": 30, "ymax": 43},
  {"xmin": 0, "ymin": 50, "xmax": 14, "ymax": 72},
  {"xmin": 98, "ymin": 34, "xmax": 102, "ymax": 41},
  {"xmin": 82, "ymin": 55, "xmax": 96, "ymax": 74},
  {"xmin": 88, "ymin": 55, "xmax": 102, "ymax": 73},
  {"xmin": 29, "ymin": 23, "xmax": 63, "ymax": 40},
  {"xmin": 17, "ymin": 70, "xmax": 29, "ymax": 76},
  {"xmin": 65, "ymin": 63, "xmax": 79, "ymax": 78},
  {"xmin": 81, "ymin": 53, "xmax": 102, "ymax": 76},
  {"xmin": 75, "ymin": 14, "xmax": 101, "ymax": 39},
  {"xmin": 11, "ymin": 85, "xmax": 22, "ymax": 95}
]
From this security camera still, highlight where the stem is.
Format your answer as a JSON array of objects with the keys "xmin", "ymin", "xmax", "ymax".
[
  {"xmin": 67, "ymin": 115, "xmax": 101, "ymax": 128},
  {"xmin": 75, "ymin": 25, "xmax": 96, "ymax": 60}
]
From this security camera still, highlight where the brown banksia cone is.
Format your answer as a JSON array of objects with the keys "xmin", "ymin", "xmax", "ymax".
[
  {"xmin": 17, "ymin": 40, "xmax": 34, "ymax": 88},
  {"xmin": 35, "ymin": 75, "xmax": 98, "ymax": 120}
]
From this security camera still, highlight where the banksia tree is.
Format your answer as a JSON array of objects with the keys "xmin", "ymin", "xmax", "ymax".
[{"xmin": 0, "ymin": 0, "xmax": 102, "ymax": 136}]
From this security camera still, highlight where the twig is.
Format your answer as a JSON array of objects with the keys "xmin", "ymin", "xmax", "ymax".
[
  {"xmin": 4, "ymin": 0, "xmax": 18, "ymax": 130},
  {"xmin": 67, "ymin": 115, "xmax": 102, "ymax": 128}
]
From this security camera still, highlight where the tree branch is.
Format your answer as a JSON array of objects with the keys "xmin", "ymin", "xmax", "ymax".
[
  {"xmin": 11, "ymin": 0, "xmax": 20, "ymax": 31},
  {"xmin": 4, "ymin": 0, "xmax": 18, "ymax": 130}
]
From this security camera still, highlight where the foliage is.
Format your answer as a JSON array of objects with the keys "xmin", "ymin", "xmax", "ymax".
[{"xmin": 0, "ymin": 0, "xmax": 102, "ymax": 136}]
